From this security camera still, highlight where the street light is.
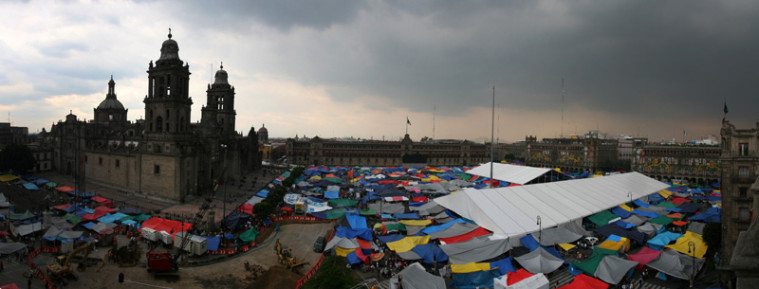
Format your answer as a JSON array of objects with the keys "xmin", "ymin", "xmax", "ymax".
[
  {"xmin": 536, "ymin": 215, "xmax": 542, "ymax": 244},
  {"xmin": 220, "ymin": 144, "xmax": 228, "ymax": 220},
  {"xmin": 627, "ymin": 191, "xmax": 633, "ymax": 204},
  {"xmin": 688, "ymin": 241, "xmax": 696, "ymax": 288}
]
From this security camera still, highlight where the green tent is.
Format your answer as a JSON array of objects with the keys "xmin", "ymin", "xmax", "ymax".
[
  {"xmin": 384, "ymin": 222, "xmax": 406, "ymax": 233},
  {"xmin": 359, "ymin": 208, "xmax": 377, "ymax": 216},
  {"xmin": 457, "ymin": 173, "xmax": 473, "ymax": 180},
  {"xmin": 570, "ymin": 247, "xmax": 618, "ymax": 274},
  {"xmin": 45, "ymin": 182, "xmax": 58, "ymax": 188},
  {"xmin": 64, "ymin": 213, "xmax": 82, "ymax": 226},
  {"xmin": 122, "ymin": 213, "xmax": 151, "ymax": 223},
  {"xmin": 239, "ymin": 227, "xmax": 260, "ymax": 242},
  {"xmin": 588, "ymin": 210, "xmax": 619, "ymax": 227},
  {"xmin": 328, "ymin": 198, "xmax": 358, "ymax": 208},
  {"xmin": 649, "ymin": 216, "xmax": 673, "ymax": 226},
  {"xmin": 322, "ymin": 208, "xmax": 346, "ymax": 220},
  {"xmin": 9, "ymin": 210, "xmax": 35, "ymax": 221},
  {"xmin": 657, "ymin": 202, "xmax": 676, "ymax": 209},
  {"xmin": 322, "ymin": 177, "xmax": 344, "ymax": 184}
]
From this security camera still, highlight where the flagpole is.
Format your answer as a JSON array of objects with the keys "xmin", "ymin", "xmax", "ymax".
[
  {"xmin": 405, "ymin": 117, "xmax": 408, "ymax": 135},
  {"xmin": 490, "ymin": 86, "xmax": 495, "ymax": 188}
]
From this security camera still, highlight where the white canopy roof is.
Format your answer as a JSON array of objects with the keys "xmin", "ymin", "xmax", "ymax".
[
  {"xmin": 466, "ymin": 162, "xmax": 552, "ymax": 185},
  {"xmin": 434, "ymin": 172, "xmax": 667, "ymax": 238}
]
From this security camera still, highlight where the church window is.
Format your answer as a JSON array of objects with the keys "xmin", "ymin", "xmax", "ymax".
[
  {"xmin": 99, "ymin": 157, "xmax": 103, "ymax": 165},
  {"xmin": 156, "ymin": 117, "xmax": 163, "ymax": 132},
  {"xmin": 154, "ymin": 164, "xmax": 161, "ymax": 175},
  {"xmin": 739, "ymin": 166, "xmax": 750, "ymax": 178},
  {"xmin": 740, "ymin": 187, "xmax": 748, "ymax": 198},
  {"xmin": 739, "ymin": 143, "xmax": 749, "ymax": 156},
  {"xmin": 115, "ymin": 159, "xmax": 120, "ymax": 168},
  {"xmin": 109, "ymin": 114, "xmax": 113, "ymax": 121}
]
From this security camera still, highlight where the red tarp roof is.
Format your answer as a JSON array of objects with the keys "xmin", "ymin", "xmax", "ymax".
[
  {"xmin": 557, "ymin": 274, "xmax": 608, "ymax": 289},
  {"xmin": 56, "ymin": 186, "xmax": 75, "ymax": 193},
  {"xmin": 627, "ymin": 247, "xmax": 662, "ymax": 268},
  {"xmin": 439, "ymin": 227, "xmax": 491, "ymax": 244},
  {"xmin": 141, "ymin": 217, "xmax": 192, "ymax": 234},
  {"xmin": 507, "ymin": 268, "xmax": 534, "ymax": 285},
  {"xmin": 52, "ymin": 203, "xmax": 71, "ymax": 211},
  {"xmin": 239, "ymin": 203, "xmax": 254, "ymax": 215}
]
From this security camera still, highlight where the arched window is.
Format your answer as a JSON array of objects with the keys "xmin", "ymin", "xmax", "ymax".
[{"xmin": 156, "ymin": 116, "xmax": 163, "ymax": 132}]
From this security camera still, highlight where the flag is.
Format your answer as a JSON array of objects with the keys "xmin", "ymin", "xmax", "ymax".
[
  {"xmin": 406, "ymin": 117, "xmax": 411, "ymax": 125},
  {"xmin": 724, "ymin": 101, "xmax": 729, "ymax": 114}
]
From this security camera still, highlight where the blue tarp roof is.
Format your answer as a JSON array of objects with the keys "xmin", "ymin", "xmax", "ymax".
[
  {"xmin": 256, "ymin": 189, "xmax": 269, "ymax": 198},
  {"xmin": 346, "ymin": 214, "xmax": 368, "ymax": 230},
  {"xmin": 612, "ymin": 207, "xmax": 632, "ymax": 219},
  {"xmin": 634, "ymin": 199, "xmax": 650, "ymax": 208},
  {"xmin": 393, "ymin": 212, "xmax": 419, "ymax": 220},
  {"xmin": 420, "ymin": 218, "xmax": 465, "ymax": 235},
  {"xmin": 647, "ymin": 231, "xmax": 682, "ymax": 250},
  {"xmin": 451, "ymin": 269, "xmax": 500, "ymax": 289},
  {"xmin": 98, "ymin": 213, "xmax": 128, "ymax": 224},
  {"xmin": 23, "ymin": 183, "xmax": 39, "ymax": 190},
  {"xmin": 336, "ymin": 226, "xmax": 373, "ymax": 240},
  {"xmin": 377, "ymin": 234, "xmax": 404, "ymax": 244},
  {"xmin": 490, "ymin": 257, "xmax": 516, "ymax": 275},
  {"xmin": 632, "ymin": 209, "xmax": 659, "ymax": 219},
  {"xmin": 324, "ymin": 190, "xmax": 339, "ymax": 199},
  {"xmin": 207, "ymin": 236, "xmax": 221, "ymax": 251},
  {"xmin": 411, "ymin": 243, "xmax": 448, "ymax": 264}
]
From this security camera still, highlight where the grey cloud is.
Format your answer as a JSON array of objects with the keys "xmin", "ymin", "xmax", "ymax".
[{"xmin": 36, "ymin": 42, "xmax": 90, "ymax": 58}]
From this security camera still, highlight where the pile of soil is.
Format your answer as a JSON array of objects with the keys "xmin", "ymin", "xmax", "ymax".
[{"xmin": 247, "ymin": 266, "xmax": 300, "ymax": 289}]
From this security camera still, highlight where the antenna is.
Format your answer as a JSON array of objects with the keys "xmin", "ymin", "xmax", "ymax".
[{"xmin": 561, "ymin": 78, "xmax": 565, "ymax": 137}]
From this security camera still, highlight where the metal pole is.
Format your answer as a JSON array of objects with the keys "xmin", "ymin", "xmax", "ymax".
[
  {"xmin": 490, "ymin": 86, "xmax": 495, "ymax": 188},
  {"xmin": 222, "ymin": 145, "xmax": 227, "ymax": 220},
  {"xmin": 537, "ymin": 215, "xmax": 542, "ymax": 244},
  {"xmin": 688, "ymin": 241, "xmax": 695, "ymax": 287}
]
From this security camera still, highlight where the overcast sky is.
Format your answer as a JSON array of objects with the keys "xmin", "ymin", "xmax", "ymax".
[{"xmin": 1, "ymin": 0, "xmax": 757, "ymax": 142}]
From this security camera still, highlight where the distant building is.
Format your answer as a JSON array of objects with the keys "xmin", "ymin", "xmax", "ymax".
[
  {"xmin": 719, "ymin": 120, "xmax": 759, "ymax": 273},
  {"xmin": 49, "ymin": 31, "xmax": 261, "ymax": 203},
  {"xmin": 28, "ymin": 142, "xmax": 53, "ymax": 173},
  {"xmin": 617, "ymin": 137, "xmax": 648, "ymax": 163},
  {"xmin": 525, "ymin": 131, "xmax": 620, "ymax": 172},
  {"xmin": 286, "ymin": 134, "xmax": 488, "ymax": 166},
  {"xmin": 631, "ymin": 144, "xmax": 720, "ymax": 183},
  {"xmin": 0, "ymin": 122, "xmax": 29, "ymax": 147}
]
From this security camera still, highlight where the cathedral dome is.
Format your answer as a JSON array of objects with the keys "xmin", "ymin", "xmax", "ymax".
[
  {"xmin": 158, "ymin": 30, "xmax": 179, "ymax": 61},
  {"xmin": 97, "ymin": 98, "xmax": 125, "ymax": 110},
  {"xmin": 214, "ymin": 63, "xmax": 228, "ymax": 85}
]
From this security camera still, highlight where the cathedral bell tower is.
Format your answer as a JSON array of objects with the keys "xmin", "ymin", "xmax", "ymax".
[
  {"xmin": 144, "ymin": 29, "xmax": 192, "ymax": 141},
  {"xmin": 94, "ymin": 75, "xmax": 127, "ymax": 126},
  {"xmin": 201, "ymin": 62, "xmax": 236, "ymax": 139}
]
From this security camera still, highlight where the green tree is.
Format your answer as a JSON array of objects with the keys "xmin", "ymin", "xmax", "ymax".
[
  {"xmin": 302, "ymin": 256, "xmax": 358, "ymax": 289},
  {"xmin": 0, "ymin": 144, "xmax": 36, "ymax": 174}
]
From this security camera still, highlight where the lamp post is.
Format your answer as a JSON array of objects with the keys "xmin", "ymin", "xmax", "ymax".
[
  {"xmin": 220, "ymin": 144, "xmax": 228, "ymax": 220},
  {"xmin": 536, "ymin": 215, "xmax": 542, "ymax": 244},
  {"xmin": 688, "ymin": 241, "xmax": 696, "ymax": 287},
  {"xmin": 627, "ymin": 191, "xmax": 633, "ymax": 204}
]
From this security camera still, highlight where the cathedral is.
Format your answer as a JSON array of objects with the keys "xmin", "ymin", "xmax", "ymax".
[{"xmin": 50, "ymin": 31, "xmax": 262, "ymax": 203}]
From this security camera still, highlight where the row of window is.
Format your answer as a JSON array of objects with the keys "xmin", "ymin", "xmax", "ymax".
[{"xmin": 86, "ymin": 155, "xmax": 161, "ymax": 175}]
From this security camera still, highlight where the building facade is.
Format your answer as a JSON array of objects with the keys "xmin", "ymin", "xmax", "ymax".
[
  {"xmin": 50, "ymin": 32, "xmax": 261, "ymax": 202},
  {"xmin": 286, "ymin": 134, "xmax": 488, "ymax": 166},
  {"xmin": 631, "ymin": 144, "xmax": 720, "ymax": 184},
  {"xmin": 0, "ymin": 122, "xmax": 29, "ymax": 148},
  {"xmin": 720, "ymin": 120, "xmax": 759, "ymax": 271},
  {"xmin": 525, "ymin": 131, "xmax": 620, "ymax": 172}
]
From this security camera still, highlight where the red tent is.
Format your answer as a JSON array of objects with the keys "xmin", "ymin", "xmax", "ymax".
[
  {"xmin": 1, "ymin": 283, "xmax": 20, "ymax": 289},
  {"xmin": 506, "ymin": 269, "xmax": 534, "ymax": 285},
  {"xmin": 557, "ymin": 274, "xmax": 608, "ymax": 289},
  {"xmin": 412, "ymin": 196, "xmax": 429, "ymax": 203},
  {"xmin": 671, "ymin": 197, "xmax": 690, "ymax": 206},
  {"xmin": 52, "ymin": 203, "xmax": 71, "ymax": 211},
  {"xmin": 56, "ymin": 185, "xmax": 75, "ymax": 193},
  {"xmin": 92, "ymin": 196, "xmax": 114, "ymax": 207},
  {"xmin": 627, "ymin": 247, "xmax": 662, "ymax": 269},
  {"xmin": 439, "ymin": 227, "xmax": 491, "ymax": 244},
  {"xmin": 239, "ymin": 203, "xmax": 254, "ymax": 215}
]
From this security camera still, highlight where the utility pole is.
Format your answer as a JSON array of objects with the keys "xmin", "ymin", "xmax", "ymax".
[
  {"xmin": 490, "ymin": 86, "xmax": 495, "ymax": 188},
  {"xmin": 561, "ymin": 78, "xmax": 565, "ymax": 138}
]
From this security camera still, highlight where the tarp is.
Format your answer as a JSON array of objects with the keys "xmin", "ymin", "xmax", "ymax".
[
  {"xmin": 627, "ymin": 246, "xmax": 661, "ymax": 267},
  {"xmin": 0, "ymin": 242, "xmax": 26, "ymax": 254},
  {"xmin": 336, "ymin": 226, "xmax": 373, "ymax": 240},
  {"xmin": 426, "ymin": 222, "xmax": 479, "ymax": 239},
  {"xmin": 466, "ymin": 162, "xmax": 552, "ymax": 185},
  {"xmin": 514, "ymin": 247, "xmax": 564, "ymax": 274},
  {"xmin": 325, "ymin": 236, "xmax": 360, "ymax": 251},
  {"xmin": 647, "ymin": 231, "xmax": 682, "ymax": 250},
  {"xmin": 494, "ymin": 271, "xmax": 549, "ymax": 289},
  {"xmin": 410, "ymin": 243, "xmax": 448, "ymax": 264},
  {"xmin": 621, "ymin": 215, "xmax": 647, "ymax": 226},
  {"xmin": 597, "ymin": 236, "xmax": 631, "ymax": 252},
  {"xmin": 490, "ymin": 257, "xmax": 516, "ymax": 275},
  {"xmin": 647, "ymin": 249, "xmax": 705, "ymax": 280},
  {"xmin": 538, "ymin": 226, "xmax": 583, "ymax": 246},
  {"xmin": 346, "ymin": 214, "xmax": 368, "ymax": 230},
  {"xmin": 441, "ymin": 236, "xmax": 512, "ymax": 263},
  {"xmin": 239, "ymin": 228, "xmax": 259, "ymax": 242},
  {"xmin": 588, "ymin": 210, "xmax": 620, "ymax": 227},
  {"xmin": 451, "ymin": 269, "xmax": 501, "ymax": 289},
  {"xmin": 571, "ymin": 247, "xmax": 618, "ymax": 275},
  {"xmin": 636, "ymin": 222, "xmax": 664, "ymax": 237},
  {"xmin": 594, "ymin": 255, "xmax": 638, "ymax": 285},
  {"xmin": 397, "ymin": 262, "xmax": 447, "ymax": 289},
  {"xmin": 22, "ymin": 182, "xmax": 39, "ymax": 191},
  {"xmin": 556, "ymin": 274, "xmax": 609, "ymax": 289},
  {"xmin": 386, "ymin": 236, "xmax": 430, "ymax": 253},
  {"xmin": 0, "ymin": 175, "xmax": 18, "ymax": 182},
  {"xmin": 14, "ymin": 222, "xmax": 42, "ymax": 236},
  {"xmin": 452, "ymin": 262, "xmax": 492, "ymax": 273},
  {"xmin": 595, "ymin": 224, "xmax": 647, "ymax": 245},
  {"xmin": 666, "ymin": 231, "xmax": 707, "ymax": 258},
  {"xmin": 434, "ymin": 172, "xmax": 667, "ymax": 237},
  {"xmin": 649, "ymin": 216, "xmax": 673, "ymax": 226},
  {"xmin": 9, "ymin": 210, "xmax": 35, "ymax": 221},
  {"xmin": 687, "ymin": 222, "xmax": 706, "ymax": 235},
  {"xmin": 98, "ymin": 213, "xmax": 128, "ymax": 224},
  {"xmin": 0, "ymin": 283, "xmax": 19, "ymax": 289},
  {"xmin": 439, "ymin": 227, "xmax": 490, "ymax": 244},
  {"xmin": 56, "ymin": 185, "xmax": 75, "ymax": 193}
]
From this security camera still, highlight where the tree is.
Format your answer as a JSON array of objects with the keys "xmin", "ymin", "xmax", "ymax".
[
  {"xmin": 302, "ymin": 256, "xmax": 358, "ymax": 289},
  {"xmin": 0, "ymin": 144, "xmax": 36, "ymax": 174},
  {"xmin": 703, "ymin": 222, "xmax": 721, "ymax": 255}
]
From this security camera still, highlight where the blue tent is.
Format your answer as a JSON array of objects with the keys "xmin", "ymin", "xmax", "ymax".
[
  {"xmin": 595, "ymin": 224, "xmax": 648, "ymax": 245},
  {"xmin": 393, "ymin": 212, "xmax": 419, "ymax": 220},
  {"xmin": 346, "ymin": 214, "xmax": 368, "ymax": 230},
  {"xmin": 33, "ymin": 178, "xmax": 50, "ymax": 186},
  {"xmin": 207, "ymin": 236, "xmax": 221, "ymax": 251},
  {"xmin": 632, "ymin": 209, "xmax": 659, "ymax": 219},
  {"xmin": 613, "ymin": 220, "xmax": 636, "ymax": 229},
  {"xmin": 256, "ymin": 189, "xmax": 269, "ymax": 198},
  {"xmin": 451, "ymin": 269, "xmax": 500, "ymax": 289},
  {"xmin": 420, "ymin": 218, "xmax": 465, "ymax": 235},
  {"xmin": 691, "ymin": 207, "xmax": 721, "ymax": 223},
  {"xmin": 612, "ymin": 207, "xmax": 632, "ymax": 219},
  {"xmin": 490, "ymin": 257, "xmax": 516, "ymax": 275},
  {"xmin": 324, "ymin": 190, "xmax": 339, "ymax": 199},
  {"xmin": 633, "ymin": 199, "xmax": 650, "ymax": 208},
  {"xmin": 347, "ymin": 251, "xmax": 363, "ymax": 266},
  {"xmin": 647, "ymin": 231, "xmax": 682, "ymax": 250},
  {"xmin": 23, "ymin": 183, "xmax": 39, "ymax": 191},
  {"xmin": 411, "ymin": 243, "xmax": 448, "ymax": 264},
  {"xmin": 336, "ymin": 226, "xmax": 373, "ymax": 240},
  {"xmin": 377, "ymin": 234, "xmax": 404, "ymax": 244}
]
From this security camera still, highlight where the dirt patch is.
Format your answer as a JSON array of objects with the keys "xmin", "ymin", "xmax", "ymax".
[
  {"xmin": 247, "ymin": 266, "xmax": 300, "ymax": 289},
  {"xmin": 194, "ymin": 273, "xmax": 248, "ymax": 289}
]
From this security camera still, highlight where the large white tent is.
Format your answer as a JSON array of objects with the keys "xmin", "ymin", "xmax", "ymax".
[
  {"xmin": 434, "ymin": 172, "xmax": 668, "ymax": 238},
  {"xmin": 466, "ymin": 162, "xmax": 552, "ymax": 185}
]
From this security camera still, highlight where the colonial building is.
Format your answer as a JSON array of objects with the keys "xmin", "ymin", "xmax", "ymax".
[
  {"xmin": 525, "ymin": 131, "xmax": 620, "ymax": 172},
  {"xmin": 631, "ymin": 144, "xmax": 720, "ymax": 184},
  {"xmin": 286, "ymin": 134, "xmax": 488, "ymax": 166},
  {"xmin": 720, "ymin": 120, "xmax": 759, "ymax": 272},
  {"xmin": 50, "ymin": 31, "xmax": 261, "ymax": 203},
  {"xmin": 0, "ymin": 122, "xmax": 29, "ymax": 148}
]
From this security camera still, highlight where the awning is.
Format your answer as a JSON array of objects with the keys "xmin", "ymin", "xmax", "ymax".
[
  {"xmin": 434, "ymin": 172, "xmax": 667, "ymax": 238},
  {"xmin": 466, "ymin": 162, "xmax": 552, "ymax": 185}
]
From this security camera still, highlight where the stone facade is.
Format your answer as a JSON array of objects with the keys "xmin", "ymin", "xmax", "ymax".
[
  {"xmin": 50, "ymin": 31, "xmax": 261, "ymax": 203},
  {"xmin": 719, "ymin": 120, "xmax": 759, "ymax": 271},
  {"xmin": 0, "ymin": 122, "xmax": 29, "ymax": 148},
  {"xmin": 729, "ymin": 178, "xmax": 759, "ymax": 289},
  {"xmin": 525, "ymin": 131, "xmax": 619, "ymax": 172},
  {"xmin": 286, "ymin": 134, "xmax": 488, "ymax": 166},
  {"xmin": 631, "ymin": 144, "xmax": 720, "ymax": 183}
]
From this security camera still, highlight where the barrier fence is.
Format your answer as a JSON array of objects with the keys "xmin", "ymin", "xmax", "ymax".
[{"xmin": 293, "ymin": 227, "xmax": 336, "ymax": 289}]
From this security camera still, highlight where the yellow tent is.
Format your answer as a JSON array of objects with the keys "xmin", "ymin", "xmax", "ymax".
[
  {"xmin": 400, "ymin": 219, "xmax": 432, "ymax": 226},
  {"xmin": 335, "ymin": 246, "xmax": 354, "ymax": 257},
  {"xmin": 0, "ymin": 174, "xmax": 18, "ymax": 182},
  {"xmin": 558, "ymin": 243, "xmax": 576, "ymax": 252},
  {"xmin": 451, "ymin": 262, "xmax": 491, "ymax": 273},
  {"xmin": 598, "ymin": 237, "xmax": 631, "ymax": 252},
  {"xmin": 386, "ymin": 236, "xmax": 430, "ymax": 253},
  {"xmin": 667, "ymin": 231, "xmax": 708, "ymax": 258},
  {"xmin": 619, "ymin": 204, "xmax": 633, "ymax": 212},
  {"xmin": 421, "ymin": 175, "xmax": 441, "ymax": 182},
  {"xmin": 658, "ymin": 190, "xmax": 673, "ymax": 199}
]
